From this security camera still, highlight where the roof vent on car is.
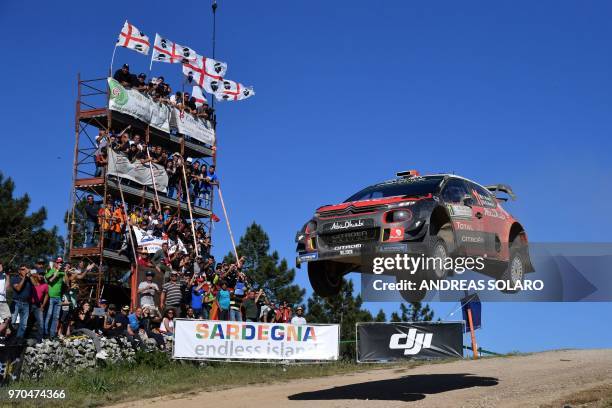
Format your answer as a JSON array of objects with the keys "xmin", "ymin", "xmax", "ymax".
[{"xmin": 396, "ymin": 169, "xmax": 420, "ymax": 178}]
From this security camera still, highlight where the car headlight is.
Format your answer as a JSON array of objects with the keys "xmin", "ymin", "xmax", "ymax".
[
  {"xmin": 384, "ymin": 209, "xmax": 413, "ymax": 223},
  {"xmin": 305, "ymin": 220, "xmax": 317, "ymax": 233}
]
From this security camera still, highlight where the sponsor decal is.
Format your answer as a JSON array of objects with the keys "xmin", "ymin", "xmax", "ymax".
[
  {"xmin": 388, "ymin": 227, "xmax": 405, "ymax": 241},
  {"xmin": 461, "ymin": 235, "xmax": 484, "ymax": 243},
  {"xmin": 322, "ymin": 218, "xmax": 374, "ymax": 232},
  {"xmin": 455, "ymin": 221, "xmax": 474, "ymax": 231},
  {"xmin": 389, "ymin": 329, "xmax": 433, "ymax": 355},
  {"xmin": 484, "ymin": 208, "xmax": 507, "ymax": 220},
  {"xmin": 332, "ymin": 244, "xmax": 362, "ymax": 251},
  {"xmin": 378, "ymin": 243, "xmax": 408, "ymax": 252},
  {"xmin": 447, "ymin": 204, "xmax": 472, "ymax": 219},
  {"xmin": 330, "ymin": 219, "xmax": 365, "ymax": 230},
  {"xmin": 298, "ymin": 252, "xmax": 318, "ymax": 262}
]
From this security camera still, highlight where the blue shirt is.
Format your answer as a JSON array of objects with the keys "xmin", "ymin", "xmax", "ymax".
[
  {"xmin": 191, "ymin": 286, "xmax": 205, "ymax": 309},
  {"xmin": 203, "ymin": 172, "xmax": 218, "ymax": 191},
  {"xmin": 11, "ymin": 275, "xmax": 32, "ymax": 302},
  {"xmin": 217, "ymin": 289, "xmax": 230, "ymax": 310}
]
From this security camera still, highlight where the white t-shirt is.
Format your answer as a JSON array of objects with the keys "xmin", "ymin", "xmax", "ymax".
[
  {"xmin": 0, "ymin": 274, "xmax": 6, "ymax": 302},
  {"xmin": 138, "ymin": 281, "xmax": 159, "ymax": 306},
  {"xmin": 291, "ymin": 316, "xmax": 307, "ymax": 325},
  {"xmin": 160, "ymin": 317, "xmax": 174, "ymax": 333}
]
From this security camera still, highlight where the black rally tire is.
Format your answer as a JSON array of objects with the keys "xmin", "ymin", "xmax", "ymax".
[
  {"xmin": 396, "ymin": 223, "xmax": 454, "ymax": 302},
  {"xmin": 425, "ymin": 235, "xmax": 451, "ymax": 281},
  {"xmin": 500, "ymin": 238, "xmax": 526, "ymax": 293},
  {"xmin": 308, "ymin": 261, "xmax": 343, "ymax": 297}
]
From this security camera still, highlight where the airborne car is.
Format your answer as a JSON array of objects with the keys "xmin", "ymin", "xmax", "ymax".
[{"xmin": 296, "ymin": 171, "xmax": 533, "ymax": 298}]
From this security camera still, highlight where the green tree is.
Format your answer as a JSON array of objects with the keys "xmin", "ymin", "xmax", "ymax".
[
  {"xmin": 399, "ymin": 302, "xmax": 434, "ymax": 322},
  {"xmin": 0, "ymin": 172, "xmax": 62, "ymax": 268},
  {"xmin": 374, "ymin": 309, "xmax": 387, "ymax": 322},
  {"xmin": 225, "ymin": 222, "xmax": 304, "ymax": 305}
]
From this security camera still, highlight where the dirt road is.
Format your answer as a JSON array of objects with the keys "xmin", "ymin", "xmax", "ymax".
[{"xmin": 110, "ymin": 349, "xmax": 612, "ymax": 408}]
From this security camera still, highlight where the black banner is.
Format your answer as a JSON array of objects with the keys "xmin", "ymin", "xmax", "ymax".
[
  {"xmin": 357, "ymin": 322, "xmax": 464, "ymax": 362},
  {"xmin": 0, "ymin": 345, "xmax": 25, "ymax": 386}
]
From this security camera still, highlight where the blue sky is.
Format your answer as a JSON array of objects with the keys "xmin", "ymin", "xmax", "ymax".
[{"xmin": 1, "ymin": 1, "xmax": 611, "ymax": 352}]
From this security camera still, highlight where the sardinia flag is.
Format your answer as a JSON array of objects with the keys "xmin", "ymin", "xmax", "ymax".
[
  {"xmin": 214, "ymin": 79, "xmax": 255, "ymax": 101},
  {"xmin": 116, "ymin": 21, "xmax": 150, "ymax": 55},
  {"xmin": 151, "ymin": 33, "xmax": 197, "ymax": 64}
]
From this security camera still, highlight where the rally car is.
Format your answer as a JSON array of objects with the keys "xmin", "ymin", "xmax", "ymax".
[{"xmin": 296, "ymin": 170, "xmax": 533, "ymax": 298}]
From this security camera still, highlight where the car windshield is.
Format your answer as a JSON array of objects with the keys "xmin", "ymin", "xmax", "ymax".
[{"xmin": 345, "ymin": 176, "xmax": 444, "ymax": 202}]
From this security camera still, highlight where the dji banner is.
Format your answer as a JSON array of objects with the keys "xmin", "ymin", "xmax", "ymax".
[{"xmin": 356, "ymin": 322, "xmax": 464, "ymax": 362}]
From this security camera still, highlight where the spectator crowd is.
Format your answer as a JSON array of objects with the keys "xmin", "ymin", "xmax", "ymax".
[
  {"xmin": 0, "ymin": 248, "xmax": 307, "ymax": 348},
  {"xmin": 94, "ymin": 126, "xmax": 218, "ymax": 208},
  {"xmin": 113, "ymin": 63, "xmax": 215, "ymax": 122}
]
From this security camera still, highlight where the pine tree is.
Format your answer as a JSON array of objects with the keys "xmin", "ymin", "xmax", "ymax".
[
  {"xmin": 0, "ymin": 173, "xmax": 62, "ymax": 268},
  {"xmin": 224, "ymin": 222, "xmax": 304, "ymax": 305},
  {"xmin": 401, "ymin": 302, "xmax": 434, "ymax": 322},
  {"xmin": 374, "ymin": 309, "xmax": 387, "ymax": 322}
]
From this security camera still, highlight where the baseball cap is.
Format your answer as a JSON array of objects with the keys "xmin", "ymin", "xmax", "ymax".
[
  {"xmin": 296, "ymin": 306, "xmax": 304, "ymax": 311},
  {"xmin": 122, "ymin": 63, "xmax": 129, "ymax": 69},
  {"xmin": 99, "ymin": 299, "xmax": 108, "ymax": 304},
  {"xmin": 55, "ymin": 257, "xmax": 63, "ymax": 263},
  {"xmin": 36, "ymin": 258, "xmax": 45, "ymax": 264},
  {"xmin": 145, "ymin": 271, "xmax": 155, "ymax": 277},
  {"xmin": 121, "ymin": 305, "xmax": 130, "ymax": 312}
]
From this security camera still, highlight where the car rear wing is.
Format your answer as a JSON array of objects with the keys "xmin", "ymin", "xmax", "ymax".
[{"xmin": 485, "ymin": 184, "xmax": 516, "ymax": 201}]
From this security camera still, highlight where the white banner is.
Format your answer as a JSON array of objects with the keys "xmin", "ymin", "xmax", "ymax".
[
  {"xmin": 133, "ymin": 226, "xmax": 166, "ymax": 254},
  {"xmin": 108, "ymin": 78, "xmax": 171, "ymax": 133},
  {"xmin": 107, "ymin": 149, "xmax": 169, "ymax": 193},
  {"xmin": 173, "ymin": 320, "xmax": 340, "ymax": 361},
  {"xmin": 171, "ymin": 108, "xmax": 216, "ymax": 146}
]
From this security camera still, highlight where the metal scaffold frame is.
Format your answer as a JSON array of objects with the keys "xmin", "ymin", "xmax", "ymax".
[{"xmin": 68, "ymin": 73, "xmax": 216, "ymax": 307}]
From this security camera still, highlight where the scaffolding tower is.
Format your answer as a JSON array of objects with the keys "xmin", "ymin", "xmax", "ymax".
[{"xmin": 68, "ymin": 74, "xmax": 216, "ymax": 308}]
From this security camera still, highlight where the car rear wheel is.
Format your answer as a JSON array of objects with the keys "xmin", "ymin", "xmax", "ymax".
[
  {"xmin": 500, "ymin": 238, "xmax": 525, "ymax": 293},
  {"xmin": 308, "ymin": 261, "xmax": 344, "ymax": 297}
]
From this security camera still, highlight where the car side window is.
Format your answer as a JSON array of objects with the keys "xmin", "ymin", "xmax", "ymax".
[
  {"xmin": 441, "ymin": 179, "xmax": 469, "ymax": 203},
  {"xmin": 468, "ymin": 183, "xmax": 497, "ymax": 208}
]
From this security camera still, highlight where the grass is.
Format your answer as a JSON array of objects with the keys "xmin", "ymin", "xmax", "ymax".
[
  {"xmin": 3, "ymin": 351, "xmax": 425, "ymax": 407},
  {"xmin": 540, "ymin": 383, "xmax": 612, "ymax": 408}
]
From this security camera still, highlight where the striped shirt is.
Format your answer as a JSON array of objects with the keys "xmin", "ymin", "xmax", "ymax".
[{"xmin": 162, "ymin": 282, "xmax": 182, "ymax": 307}]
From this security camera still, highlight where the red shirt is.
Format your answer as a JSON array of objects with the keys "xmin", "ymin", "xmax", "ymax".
[{"xmin": 31, "ymin": 283, "xmax": 49, "ymax": 306}]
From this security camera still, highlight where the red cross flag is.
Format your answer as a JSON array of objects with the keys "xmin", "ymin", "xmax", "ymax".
[
  {"xmin": 116, "ymin": 21, "xmax": 150, "ymax": 55},
  {"xmin": 151, "ymin": 33, "xmax": 197, "ymax": 64},
  {"xmin": 192, "ymin": 86, "xmax": 208, "ymax": 107},
  {"xmin": 214, "ymin": 79, "xmax": 255, "ymax": 102},
  {"xmin": 182, "ymin": 54, "xmax": 227, "ymax": 95}
]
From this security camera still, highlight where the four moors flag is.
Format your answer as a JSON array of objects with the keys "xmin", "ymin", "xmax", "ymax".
[
  {"xmin": 116, "ymin": 21, "xmax": 150, "ymax": 55},
  {"xmin": 215, "ymin": 79, "xmax": 255, "ymax": 101},
  {"xmin": 191, "ymin": 86, "xmax": 208, "ymax": 107},
  {"xmin": 151, "ymin": 33, "xmax": 197, "ymax": 64},
  {"xmin": 182, "ymin": 55, "xmax": 228, "ymax": 95}
]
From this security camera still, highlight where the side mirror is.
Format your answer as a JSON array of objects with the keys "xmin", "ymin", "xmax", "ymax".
[{"xmin": 461, "ymin": 194, "xmax": 474, "ymax": 207}]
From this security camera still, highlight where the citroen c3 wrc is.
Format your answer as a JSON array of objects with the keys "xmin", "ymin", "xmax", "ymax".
[{"xmin": 296, "ymin": 170, "xmax": 533, "ymax": 298}]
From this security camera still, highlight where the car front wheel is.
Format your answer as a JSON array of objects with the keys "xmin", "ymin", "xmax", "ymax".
[{"xmin": 308, "ymin": 261, "xmax": 344, "ymax": 297}]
